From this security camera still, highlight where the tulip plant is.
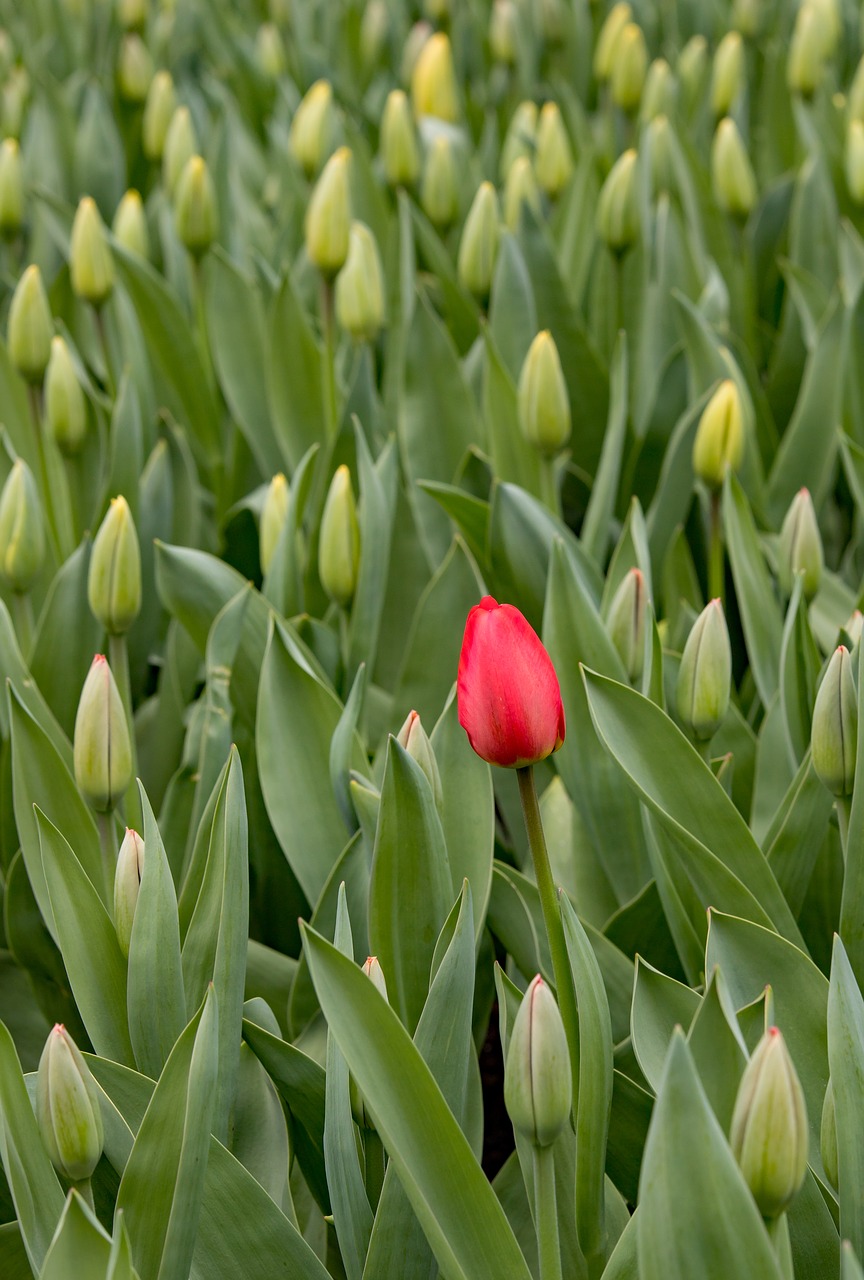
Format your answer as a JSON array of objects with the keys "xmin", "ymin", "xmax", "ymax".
[{"xmin": 2, "ymin": 0, "xmax": 864, "ymax": 1277}]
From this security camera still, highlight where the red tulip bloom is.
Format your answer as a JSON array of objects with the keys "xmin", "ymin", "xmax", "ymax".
[{"xmin": 457, "ymin": 596, "xmax": 565, "ymax": 768}]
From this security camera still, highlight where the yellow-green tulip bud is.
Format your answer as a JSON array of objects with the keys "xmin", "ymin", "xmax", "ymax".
[
  {"xmin": 490, "ymin": 0, "xmax": 518, "ymax": 66},
  {"xmin": 396, "ymin": 709, "xmax": 442, "ymax": 808},
  {"xmin": 641, "ymin": 58, "xmax": 676, "ymax": 122},
  {"xmin": 74, "ymin": 654, "xmax": 133, "ymax": 813},
  {"xmin": 424, "ymin": 0, "xmax": 450, "ymax": 22},
  {"xmin": 1, "ymin": 65, "xmax": 29, "ymax": 140},
  {"xmin": 730, "ymin": 1026, "xmax": 808, "ymax": 1219},
  {"xmin": 114, "ymin": 827, "xmax": 144, "ymax": 958},
  {"xmin": 350, "ymin": 956, "xmax": 389, "ymax": 1127},
  {"xmin": 849, "ymin": 56, "xmax": 864, "ymax": 124},
  {"xmin": 45, "ymin": 336, "xmax": 87, "ymax": 456},
  {"xmin": 677, "ymin": 35, "xmax": 708, "ymax": 114},
  {"xmin": 174, "ymin": 155, "xmax": 218, "ymax": 257},
  {"xmin": 517, "ymin": 330, "xmax": 570, "ymax": 454},
  {"xmin": 733, "ymin": 0, "xmax": 762, "ymax": 37},
  {"xmin": 88, "ymin": 496, "xmax": 142, "ymax": 635},
  {"xmin": 335, "ymin": 221, "xmax": 385, "ymax": 343},
  {"xmin": 319, "ymin": 464, "xmax": 360, "ymax": 607},
  {"xmin": 0, "ymin": 137, "xmax": 23, "ymax": 238},
  {"xmin": 821, "ymin": 1079, "xmax": 838, "ymax": 1192},
  {"xmin": 504, "ymin": 156, "xmax": 542, "ymax": 231},
  {"xmin": 143, "ymin": 71, "xmax": 177, "ymax": 163},
  {"xmin": 711, "ymin": 117, "xmax": 757, "ymax": 219},
  {"xmin": 113, "ymin": 188, "xmax": 150, "ymax": 259},
  {"xmin": 260, "ymin": 472, "xmax": 289, "ymax": 575},
  {"xmin": 162, "ymin": 105, "xmax": 197, "ymax": 197},
  {"xmin": 421, "ymin": 134, "xmax": 458, "ymax": 229},
  {"xmin": 596, "ymin": 148, "xmax": 639, "ymax": 254},
  {"xmin": 289, "ymin": 80, "xmax": 336, "ymax": 179},
  {"xmin": 646, "ymin": 115, "xmax": 675, "ymax": 196},
  {"xmin": 256, "ymin": 23, "xmax": 286, "ymax": 79},
  {"xmin": 610, "ymin": 23, "xmax": 648, "ymax": 114},
  {"xmin": 535, "ymin": 102, "xmax": 574, "ymax": 198},
  {"xmin": 847, "ymin": 121, "xmax": 864, "ymax": 204},
  {"xmin": 692, "ymin": 378, "xmax": 744, "ymax": 489},
  {"xmin": 411, "ymin": 31, "xmax": 459, "ymax": 122},
  {"xmin": 787, "ymin": 4, "xmax": 827, "ymax": 98},
  {"xmin": 70, "ymin": 197, "xmax": 115, "ymax": 307},
  {"xmin": 844, "ymin": 610, "xmax": 864, "ymax": 649},
  {"xmin": 117, "ymin": 33, "xmax": 153, "ymax": 104},
  {"xmin": 36, "ymin": 1024, "xmax": 104, "ymax": 1182},
  {"xmin": 305, "ymin": 145, "xmax": 351, "ymax": 277},
  {"xmin": 0, "ymin": 459, "xmax": 44, "ymax": 593},
  {"xmin": 607, "ymin": 567, "xmax": 647, "ymax": 683},
  {"xmin": 594, "ymin": 3, "xmax": 632, "ymax": 83},
  {"xmin": 401, "ymin": 22, "xmax": 433, "ymax": 88},
  {"xmin": 504, "ymin": 975, "xmax": 571, "ymax": 1148},
  {"xmin": 811, "ymin": 645, "xmax": 857, "ymax": 796},
  {"xmin": 457, "ymin": 181, "xmax": 500, "ymax": 299},
  {"xmin": 360, "ymin": 1, "xmax": 389, "ymax": 71},
  {"xmin": 0, "ymin": 31, "xmax": 12, "ymax": 80},
  {"xmin": 711, "ymin": 31, "xmax": 744, "ymax": 117},
  {"xmin": 778, "ymin": 487, "xmax": 823, "ymax": 600},
  {"xmin": 116, "ymin": 0, "xmax": 147, "ymax": 29},
  {"xmin": 8, "ymin": 264, "xmax": 52, "ymax": 384},
  {"xmin": 500, "ymin": 100, "xmax": 539, "ymax": 180},
  {"xmin": 676, "ymin": 599, "xmax": 731, "ymax": 740},
  {"xmin": 380, "ymin": 89, "xmax": 420, "ymax": 188},
  {"xmin": 808, "ymin": 0, "xmax": 841, "ymax": 58}
]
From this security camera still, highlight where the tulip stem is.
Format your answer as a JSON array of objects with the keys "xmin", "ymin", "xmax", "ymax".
[
  {"xmin": 108, "ymin": 632, "xmax": 141, "ymax": 831},
  {"xmin": 533, "ymin": 1144, "xmax": 562, "ymax": 1280},
  {"xmin": 73, "ymin": 1177, "xmax": 95, "ymax": 1212},
  {"xmin": 766, "ymin": 1212, "xmax": 794, "ymax": 1280},
  {"xmin": 11, "ymin": 591, "xmax": 33, "ymax": 658},
  {"xmin": 320, "ymin": 277, "xmax": 339, "ymax": 443},
  {"xmin": 708, "ymin": 490, "xmax": 724, "ymax": 605},
  {"xmin": 97, "ymin": 810, "xmax": 116, "ymax": 906},
  {"xmin": 539, "ymin": 457, "xmax": 560, "ymax": 517}
]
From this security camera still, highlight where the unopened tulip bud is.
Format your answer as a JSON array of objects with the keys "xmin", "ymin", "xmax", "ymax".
[
  {"xmin": 677, "ymin": 35, "xmax": 708, "ymax": 113},
  {"xmin": 845, "ymin": 610, "xmax": 864, "ymax": 648},
  {"xmin": 142, "ymin": 71, "xmax": 177, "ymax": 162},
  {"xmin": 289, "ymin": 80, "xmax": 336, "ymax": 179},
  {"xmin": 114, "ymin": 827, "xmax": 143, "ymax": 957},
  {"xmin": 607, "ymin": 568, "xmax": 647, "ymax": 683},
  {"xmin": 641, "ymin": 58, "xmax": 676, "ymax": 122},
  {"xmin": 610, "ymin": 23, "xmax": 648, "ymax": 113},
  {"xmin": 305, "ymin": 146, "xmax": 351, "ymax": 277},
  {"xmin": 517, "ymin": 331, "xmax": 570, "ymax": 454},
  {"xmin": 821, "ymin": 1078, "xmax": 838, "ymax": 1192},
  {"xmin": 535, "ymin": 102, "xmax": 574, "ymax": 198},
  {"xmin": 711, "ymin": 31, "xmax": 744, "ymax": 117},
  {"xmin": 811, "ymin": 646, "xmax": 857, "ymax": 796},
  {"xmin": 396, "ymin": 709, "xmax": 442, "ymax": 808},
  {"xmin": 594, "ymin": 2, "xmax": 632, "ymax": 83},
  {"xmin": 712, "ymin": 117, "xmax": 757, "ymax": 219},
  {"xmin": 778, "ymin": 488, "xmax": 823, "ymax": 600},
  {"xmin": 849, "ymin": 56, "xmax": 864, "ymax": 124},
  {"xmin": 256, "ymin": 23, "xmax": 286, "ymax": 79},
  {"xmin": 731, "ymin": 1026, "xmax": 808, "ymax": 1218},
  {"xmin": 70, "ymin": 197, "xmax": 114, "ymax": 307},
  {"xmin": 504, "ymin": 975, "xmax": 571, "ymax": 1147},
  {"xmin": 847, "ymin": 121, "xmax": 864, "ymax": 204},
  {"xmin": 0, "ymin": 459, "xmax": 44, "ymax": 593},
  {"xmin": 646, "ymin": 115, "xmax": 675, "ymax": 195},
  {"xmin": 504, "ymin": 156, "xmax": 542, "ymax": 231},
  {"xmin": 362, "ymin": 955, "xmax": 388, "ymax": 999},
  {"xmin": 788, "ymin": 3, "xmax": 827, "ymax": 98},
  {"xmin": 8, "ymin": 264, "xmax": 52, "ymax": 384},
  {"xmin": 380, "ymin": 89, "xmax": 420, "ymax": 188},
  {"xmin": 0, "ymin": 137, "xmax": 23, "ymax": 238},
  {"xmin": 421, "ymin": 134, "xmax": 458, "ymax": 229},
  {"xmin": 490, "ymin": 0, "xmax": 518, "ymax": 65},
  {"xmin": 596, "ymin": 148, "xmax": 639, "ymax": 254},
  {"xmin": 319, "ymin": 465, "xmax": 360, "ymax": 607},
  {"xmin": 457, "ymin": 181, "xmax": 500, "ymax": 299},
  {"xmin": 692, "ymin": 379, "xmax": 744, "ymax": 490},
  {"xmin": 117, "ymin": 33, "xmax": 152, "ymax": 104},
  {"xmin": 411, "ymin": 31, "xmax": 458, "ymax": 122},
  {"xmin": 174, "ymin": 155, "xmax": 218, "ymax": 257},
  {"xmin": 500, "ymin": 100, "xmax": 538, "ymax": 180},
  {"xmin": 162, "ymin": 105, "xmax": 197, "ymax": 196},
  {"xmin": 401, "ymin": 22, "xmax": 432, "ymax": 87},
  {"xmin": 676, "ymin": 599, "xmax": 731, "ymax": 740},
  {"xmin": 74, "ymin": 655, "xmax": 133, "ymax": 813},
  {"xmin": 335, "ymin": 221, "xmax": 385, "ymax": 342},
  {"xmin": 260, "ymin": 472, "xmax": 288, "ymax": 575},
  {"xmin": 88, "ymin": 496, "xmax": 142, "ymax": 636},
  {"xmin": 538, "ymin": 0, "xmax": 565, "ymax": 45},
  {"xmin": 360, "ymin": 1, "xmax": 389, "ymax": 71},
  {"xmin": 45, "ymin": 336, "xmax": 88, "ymax": 455},
  {"xmin": 37, "ymin": 1024, "xmax": 104, "ymax": 1182},
  {"xmin": 116, "ymin": 0, "xmax": 147, "ymax": 29},
  {"xmin": 1, "ymin": 65, "xmax": 29, "ymax": 140},
  {"xmin": 733, "ymin": 0, "xmax": 762, "ymax": 38},
  {"xmin": 113, "ymin": 188, "xmax": 149, "ymax": 259},
  {"xmin": 350, "ymin": 955, "xmax": 389, "ymax": 1127}
]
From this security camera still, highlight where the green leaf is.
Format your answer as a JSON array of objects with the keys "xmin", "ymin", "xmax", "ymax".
[
  {"xmin": 482, "ymin": 329, "xmax": 541, "ymax": 496},
  {"xmin": 722, "ymin": 473, "xmax": 783, "ymax": 710},
  {"xmin": 763, "ymin": 754, "xmax": 833, "ymax": 917},
  {"xmin": 631, "ymin": 957, "xmax": 701, "ymax": 1093},
  {"xmin": 828, "ymin": 936, "xmax": 864, "ymax": 1259},
  {"xmin": 347, "ymin": 428, "xmax": 398, "ymax": 680},
  {"xmin": 840, "ymin": 634, "xmax": 864, "ymax": 988},
  {"xmin": 29, "ymin": 540, "xmax": 103, "ymax": 743},
  {"xmin": 685, "ymin": 968, "xmax": 747, "ymax": 1132},
  {"xmin": 266, "ymin": 273, "xmax": 326, "ymax": 473},
  {"xmin": 39, "ymin": 1189, "xmax": 113, "ymax": 1280},
  {"xmin": 581, "ymin": 332, "xmax": 628, "ymax": 568}
]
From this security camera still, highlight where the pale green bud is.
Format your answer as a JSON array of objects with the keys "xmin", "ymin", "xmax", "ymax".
[
  {"xmin": 640, "ymin": 58, "xmax": 677, "ymax": 122},
  {"xmin": 335, "ymin": 220, "xmax": 385, "ymax": 343},
  {"xmin": 174, "ymin": 155, "xmax": 218, "ymax": 257},
  {"xmin": 847, "ymin": 121, "xmax": 864, "ymax": 204},
  {"xmin": 401, "ymin": 22, "xmax": 433, "ymax": 88},
  {"xmin": 489, "ymin": 0, "xmax": 518, "ymax": 66},
  {"xmin": 594, "ymin": 2, "xmax": 632, "ymax": 83},
  {"xmin": 289, "ymin": 80, "xmax": 336, "ymax": 179},
  {"xmin": 778, "ymin": 488, "xmax": 823, "ymax": 600},
  {"xmin": 88, "ymin": 495, "xmax": 142, "ymax": 635},
  {"xmin": 117, "ymin": 33, "xmax": 153, "ymax": 104},
  {"xmin": 610, "ymin": 23, "xmax": 648, "ymax": 114},
  {"xmin": 319, "ymin": 464, "xmax": 360, "ymax": 607},
  {"xmin": 0, "ymin": 459, "xmax": 44, "ymax": 593},
  {"xmin": 1, "ymin": 65, "xmax": 29, "ymax": 140},
  {"xmin": 504, "ymin": 975, "xmax": 571, "ymax": 1148},
  {"xmin": 732, "ymin": 0, "xmax": 762, "ymax": 38},
  {"xmin": 113, "ymin": 188, "xmax": 150, "ymax": 259},
  {"xmin": 70, "ymin": 197, "xmax": 115, "ymax": 307},
  {"xmin": 256, "ymin": 23, "xmax": 286, "ymax": 79},
  {"xmin": 142, "ymin": 71, "xmax": 177, "ymax": 162},
  {"xmin": 517, "ymin": 330, "xmax": 571, "ymax": 454},
  {"xmin": 260, "ymin": 472, "xmax": 289, "ymax": 575},
  {"xmin": 362, "ymin": 955, "xmax": 388, "ymax": 999},
  {"xmin": 711, "ymin": 31, "xmax": 744, "ymax": 117},
  {"xmin": 116, "ymin": 0, "xmax": 147, "ymax": 29},
  {"xmin": 0, "ymin": 29, "xmax": 13, "ymax": 79},
  {"xmin": 74, "ymin": 654, "xmax": 133, "ymax": 813},
  {"xmin": 457, "ymin": 181, "xmax": 500, "ymax": 299},
  {"xmin": 849, "ymin": 55, "xmax": 864, "ymax": 124},
  {"xmin": 424, "ymin": 0, "xmax": 450, "ymax": 22},
  {"xmin": 646, "ymin": 115, "xmax": 675, "ymax": 196},
  {"xmin": 0, "ymin": 136, "xmax": 23, "ymax": 237},
  {"xmin": 360, "ymin": 1, "xmax": 389, "ymax": 72},
  {"xmin": 811, "ymin": 645, "xmax": 857, "ymax": 796},
  {"xmin": 305, "ymin": 146, "xmax": 351, "ymax": 277},
  {"xmin": 730, "ymin": 1026, "xmax": 808, "ymax": 1219},
  {"xmin": 8, "ymin": 264, "xmax": 52, "ymax": 384},
  {"xmin": 535, "ymin": 102, "xmax": 574, "ymax": 199},
  {"xmin": 808, "ymin": 0, "xmax": 841, "ymax": 58},
  {"xmin": 396, "ymin": 710, "xmax": 442, "ymax": 808},
  {"xmin": 676, "ymin": 599, "xmax": 732, "ymax": 740},
  {"xmin": 45, "ymin": 336, "xmax": 87, "ymax": 456},
  {"xmin": 787, "ymin": 4, "xmax": 827, "ymax": 98},
  {"xmin": 692, "ymin": 378, "xmax": 744, "ymax": 489},
  {"xmin": 37, "ymin": 1024, "xmax": 104, "ymax": 1182},
  {"xmin": 503, "ymin": 156, "xmax": 542, "ymax": 231},
  {"xmin": 380, "ymin": 89, "xmax": 420, "ymax": 188},
  {"xmin": 411, "ymin": 31, "xmax": 459, "ymax": 122},
  {"xmin": 162, "ymin": 105, "xmax": 197, "ymax": 197},
  {"xmin": 845, "ymin": 610, "xmax": 864, "ymax": 649},
  {"xmin": 677, "ymin": 35, "xmax": 708, "ymax": 114},
  {"xmin": 711, "ymin": 117, "xmax": 757, "ymax": 219},
  {"xmin": 421, "ymin": 134, "xmax": 458, "ymax": 229},
  {"xmin": 596, "ymin": 148, "xmax": 639, "ymax": 254},
  {"xmin": 114, "ymin": 827, "xmax": 144, "ymax": 958},
  {"xmin": 500, "ymin": 100, "xmax": 539, "ymax": 180},
  {"xmin": 607, "ymin": 567, "xmax": 647, "ymax": 683},
  {"xmin": 821, "ymin": 1079, "xmax": 838, "ymax": 1192}
]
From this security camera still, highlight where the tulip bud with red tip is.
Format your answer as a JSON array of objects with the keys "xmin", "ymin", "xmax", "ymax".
[{"xmin": 37, "ymin": 1024, "xmax": 104, "ymax": 1182}]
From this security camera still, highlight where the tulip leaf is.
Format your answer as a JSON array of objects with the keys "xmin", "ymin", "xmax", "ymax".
[
  {"xmin": 266, "ymin": 271, "xmax": 326, "ymax": 472},
  {"xmin": 581, "ymin": 331, "xmax": 629, "ymax": 568},
  {"xmin": 347, "ymin": 428, "xmax": 398, "ymax": 681},
  {"xmin": 721, "ymin": 473, "xmax": 783, "ymax": 709},
  {"xmin": 39, "ymin": 1188, "xmax": 113, "ymax": 1280},
  {"xmin": 828, "ymin": 936, "xmax": 864, "ymax": 1260},
  {"xmin": 482, "ymin": 327, "xmax": 542, "ymax": 497},
  {"xmin": 29, "ymin": 539, "xmax": 102, "ymax": 743},
  {"xmin": 488, "ymin": 228, "xmax": 538, "ymax": 382},
  {"xmin": 839, "ymin": 633, "xmax": 864, "ymax": 989},
  {"xmin": 631, "ymin": 957, "xmax": 701, "ymax": 1093},
  {"xmin": 763, "ymin": 753, "xmax": 833, "ymax": 917},
  {"xmin": 779, "ymin": 576, "xmax": 821, "ymax": 769},
  {"xmin": 685, "ymin": 969, "xmax": 747, "ymax": 1133}
]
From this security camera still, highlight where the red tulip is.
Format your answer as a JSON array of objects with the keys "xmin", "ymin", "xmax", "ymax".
[{"xmin": 457, "ymin": 596, "xmax": 565, "ymax": 768}]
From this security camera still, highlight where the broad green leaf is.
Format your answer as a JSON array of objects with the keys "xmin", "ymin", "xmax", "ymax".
[
  {"xmin": 266, "ymin": 272, "xmax": 326, "ymax": 472},
  {"xmin": 347, "ymin": 429, "xmax": 398, "ymax": 681},
  {"xmin": 487, "ymin": 229, "xmax": 538, "ymax": 381},
  {"xmin": 0, "ymin": 1222, "xmax": 34, "ymax": 1280},
  {"xmin": 779, "ymin": 577, "xmax": 821, "ymax": 769},
  {"xmin": 581, "ymin": 332, "xmax": 628, "ymax": 568},
  {"xmin": 686, "ymin": 969, "xmax": 747, "ymax": 1132},
  {"xmin": 631, "ymin": 958, "xmax": 700, "ymax": 1093},
  {"xmin": 828, "ymin": 936, "xmax": 864, "ymax": 1260},
  {"xmin": 722, "ymin": 473, "xmax": 783, "ymax": 710},
  {"xmin": 40, "ymin": 1189, "xmax": 113, "ymax": 1280},
  {"xmin": 764, "ymin": 754, "xmax": 833, "ymax": 917},
  {"xmin": 482, "ymin": 329, "xmax": 541, "ymax": 497},
  {"xmin": 29, "ymin": 540, "xmax": 102, "ymax": 743}
]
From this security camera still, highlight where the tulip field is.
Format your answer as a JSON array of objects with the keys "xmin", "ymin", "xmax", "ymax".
[{"xmin": 5, "ymin": 0, "xmax": 864, "ymax": 1276}]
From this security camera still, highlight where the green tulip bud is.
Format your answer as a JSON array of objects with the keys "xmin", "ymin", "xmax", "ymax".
[
  {"xmin": 401, "ymin": 21, "xmax": 433, "ymax": 89},
  {"xmin": 811, "ymin": 645, "xmax": 857, "ymax": 796},
  {"xmin": 594, "ymin": 3, "xmax": 632, "ymax": 83},
  {"xmin": 517, "ymin": 330, "xmax": 571, "ymax": 454},
  {"xmin": 116, "ymin": 0, "xmax": 147, "ymax": 29},
  {"xmin": 646, "ymin": 115, "xmax": 675, "ymax": 196},
  {"xmin": 380, "ymin": 89, "xmax": 420, "ymax": 188},
  {"xmin": 821, "ymin": 1078, "xmax": 838, "ymax": 1192},
  {"xmin": 411, "ymin": 31, "xmax": 459, "ymax": 122},
  {"xmin": 849, "ymin": 56, "xmax": 864, "ymax": 124},
  {"xmin": 596, "ymin": 148, "xmax": 639, "ymax": 254},
  {"xmin": 500, "ymin": 100, "xmax": 539, "ymax": 180},
  {"xmin": 174, "ymin": 155, "xmax": 218, "ymax": 257},
  {"xmin": 733, "ymin": 0, "xmax": 762, "ymax": 38},
  {"xmin": 305, "ymin": 145, "xmax": 351, "ymax": 277},
  {"xmin": 70, "ymin": 197, "xmax": 115, "ymax": 307},
  {"xmin": 256, "ymin": 23, "xmax": 286, "ymax": 79},
  {"xmin": 711, "ymin": 31, "xmax": 744, "ymax": 117},
  {"xmin": 504, "ymin": 975, "xmax": 571, "ymax": 1148},
  {"xmin": 289, "ymin": 80, "xmax": 336, "ymax": 179},
  {"xmin": 610, "ymin": 23, "xmax": 648, "ymax": 114},
  {"xmin": 424, "ymin": 0, "xmax": 450, "ymax": 22},
  {"xmin": 0, "ymin": 31, "xmax": 12, "ymax": 80},
  {"xmin": 847, "ymin": 121, "xmax": 864, "ymax": 204},
  {"xmin": 778, "ymin": 488, "xmax": 823, "ymax": 601},
  {"xmin": 8, "ymin": 264, "xmax": 52, "ymax": 384},
  {"xmin": 114, "ymin": 827, "xmax": 144, "ymax": 958},
  {"xmin": 1, "ymin": 65, "xmax": 29, "ymax": 140},
  {"xmin": 74, "ymin": 654, "xmax": 133, "ymax": 813},
  {"xmin": 421, "ymin": 134, "xmax": 458, "ymax": 229},
  {"xmin": 142, "ymin": 71, "xmax": 177, "ymax": 162},
  {"xmin": 117, "ymin": 33, "xmax": 153, "ymax": 104},
  {"xmin": 113, "ymin": 188, "xmax": 150, "ymax": 259},
  {"xmin": 607, "ymin": 567, "xmax": 647, "ymax": 683},
  {"xmin": 45, "ymin": 336, "xmax": 88, "ymax": 455},
  {"xmin": 88, "ymin": 496, "xmax": 142, "ymax": 636},
  {"xmin": 787, "ymin": 3, "xmax": 827, "ymax": 98},
  {"xmin": 0, "ymin": 136, "xmax": 23, "ymax": 238},
  {"xmin": 350, "ymin": 956, "xmax": 389, "ymax": 1128},
  {"xmin": 457, "ymin": 181, "xmax": 500, "ymax": 299},
  {"xmin": 0, "ymin": 459, "xmax": 44, "ymax": 593},
  {"xmin": 360, "ymin": 1, "xmax": 389, "ymax": 72},
  {"xmin": 808, "ymin": 0, "xmax": 841, "ymax": 58},
  {"xmin": 676, "ymin": 599, "xmax": 732, "ymax": 740},
  {"xmin": 362, "ymin": 955, "xmax": 388, "ymax": 998},
  {"xmin": 692, "ymin": 379, "xmax": 744, "ymax": 490},
  {"xmin": 730, "ymin": 1026, "xmax": 808, "ymax": 1219},
  {"xmin": 711, "ymin": 117, "xmax": 757, "ymax": 219},
  {"xmin": 641, "ymin": 58, "xmax": 677, "ymax": 122},
  {"xmin": 504, "ymin": 156, "xmax": 542, "ymax": 231},
  {"xmin": 844, "ymin": 610, "xmax": 864, "ymax": 649},
  {"xmin": 490, "ymin": 0, "xmax": 518, "ymax": 66},
  {"xmin": 538, "ymin": 0, "xmax": 565, "ymax": 46},
  {"xmin": 162, "ymin": 105, "xmax": 197, "ymax": 196},
  {"xmin": 36, "ymin": 1024, "xmax": 104, "ymax": 1182},
  {"xmin": 335, "ymin": 221, "xmax": 385, "ymax": 343},
  {"xmin": 395, "ymin": 710, "xmax": 443, "ymax": 808},
  {"xmin": 260, "ymin": 472, "xmax": 289, "ymax": 575},
  {"xmin": 677, "ymin": 35, "xmax": 708, "ymax": 114},
  {"xmin": 535, "ymin": 101, "xmax": 574, "ymax": 198},
  {"xmin": 319, "ymin": 464, "xmax": 360, "ymax": 607}
]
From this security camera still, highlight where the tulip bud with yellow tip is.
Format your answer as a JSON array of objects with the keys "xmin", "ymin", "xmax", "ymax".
[
  {"xmin": 610, "ymin": 23, "xmax": 648, "ymax": 114},
  {"xmin": 1, "ymin": 65, "xmax": 29, "ymax": 140},
  {"xmin": 380, "ymin": 89, "xmax": 420, "ymax": 188},
  {"xmin": 811, "ymin": 645, "xmax": 857, "ymax": 796},
  {"xmin": 711, "ymin": 117, "xmax": 757, "ymax": 219},
  {"xmin": 37, "ymin": 1024, "xmax": 104, "ymax": 1183},
  {"xmin": 256, "ymin": 23, "xmax": 286, "ymax": 79},
  {"xmin": 594, "ymin": 2, "xmax": 632, "ymax": 83},
  {"xmin": 500, "ymin": 100, "xmax": 538, "ymax": 180},
  {"xmin": 74, "ymin": 655, "xmax": 133, "ymax": 813},
  {"xmin": 678, "ymin": 34, "xmax": 708, "ymax": 114},
  {"xmin": 401, "ymin": 22, "xmax": 433, "ymax": 87},
  {"xmin": 289, "ymin": 80, "xmax": 336, "ymax": 179},
  {"xmin": 411, "ymin": 31, "xmax": 458, "ymax": 122},
  {"xmin": 305, "ymin": 146, "xmax": 351, "ymax": 277},
  {"xmin": 733, "ymin": 0, "xmax": 762, "ymax": 38},
  {"xmin": 88, "ymin": 496, "xmax": 142, "ymax": 636},
  {"xmin": 692, "ymin": 379, "xmax": 744, "ymax": 489},
  {"xmin": 335, "ymin": 221, "xmax": 385, "ymax": 343},
  {"xmin": 260, "ymin": 473, "xmax": 289, "ymax": 575},
  {"xmin": 421, "ymin": 134, "xmax": 458, "ymax": 229},
  {"xmin": 846, "ymin": 121, "xmax": 864, "ymax": 203},
  {"xmin": 114, "ymin": 827, "xmax": 144, "ymax": 958},
  {"xmin": 517, "ymin": 331, "xmax": 571, "ymax": 455},
  {"xmin": 504, "ymin": 156, "xmax": 542, "ymax": 230},
  {"xmin": 489, "ymin": 0, "xmax": 518, "ymax": 66},
  {"xmin": 646, "ymin": 115, "xmax": 675, "ymax": 195},
  {"xmin": 360, "ymin": 1, "xmax": 389, "ymax": 72},
  {"xmin": 676, "ymin": 599, "xmax": 732, "ymax": 740},
  {"xmin": 596, "ymin": 148, "xmax": 639, "ymax": 254},
  {"xmin": 0, "ymin": 136, "xmax": 23, "ymax": 238},
  {"xmin": 0, "ymin": 459, "xmax": 44, "ymax": 593},
  {"xmin": 778, "ymin": 488, "xmax": 823, "ymax": 601},
  {"xmin": 607, "ymin": 567, "xmax": 647, "ymax": 683},
  {"xmin": 162, "ymin": 105, "xmax": 198, "ymax": 196},
  {"xmin": 113, "ymin": 189, "xmax": 150, "ymax": 259},
  {"xmin": 641, "ymin": 58, "xmax": 676, "ymax": 122},
  {"xmin": 711, "ymin": 31, "xmax": 744, "ymax": 117},
  {"xmin": 116, "ymin": 0, "xmax": 147, "ymax": 29},
  {"xmin": 45, "ymin": 336, "xmax": 87, "ymax": 456},
  {"xmin": 174, "ymin": 155, "xmax": 218, "ymax": 257},
  {"xmin": 787, "ymin": 3, "xmax": 827, "ymax": 98},
  {"xmin": 142, "ymin": 71, "xmax": 177, "ymax": 162},
  {"xmin": 457, "ymin": 181, "xmax": 500, "ymax": 299},
  {"xmin": 117, "ymin": 33, "xmax": 153, "ymax": 104},
  {"xmin": 731, "ymin": 1026, "xmax": 808, "ymax": 1219},
  {"xmin": 8, "ymin": 264, "xmax": 52, "ymax": 384},
  {"xmin": 319, "ymin": 464, "xmax": 360, "ymax": 607},
  {"xmin": 70, "ymin": 197, "xmax": 115, "ymax": 307},
  {"xmin": 396, "ymin": 709, "xmax": 442, "ymax": 808},
  {"xmin": 535, "ymin": 102, "xmax": 574, "ymax": 199}
]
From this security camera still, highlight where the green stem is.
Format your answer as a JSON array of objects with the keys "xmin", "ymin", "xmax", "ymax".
[
  {"xmin": 97, "ymin": 810, "xmax": 116, "ymax": 906},
  {"xmin": 533, "ymin": 1143, "xmax": 562, "ymax": 1280},
  {"xmin": 27, "ymin": 384, "xmax": 62, "ymax": 562},
  {"xmin": 708, "ymin": 489, "xmax": 724, "ymax": 605},
  {"xmin": 766, "ymin": 1212, "xmax": 794, "ymax": 1280},
  {"xmin": 364, "ymin": 1129, "xmax": 385, "ymax": 1212},
  {"xmin": 72, "ymin": 1177, "xmax": 95, "ymax": 1212},
  {"xmin": 11, "ymin": 591, "xmax": 33, "ymax": 658},
  {"xmin": 539, "ymin": 456, "xmax": 559, "ymax": 517},
  {"xmin": 320, "ymin": 277, "xmax": 339, "ymax": 443},
  {"xmin": 109, "ymin": 632, "xmax": 141, "ymax": 830}
]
